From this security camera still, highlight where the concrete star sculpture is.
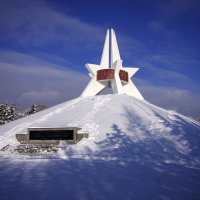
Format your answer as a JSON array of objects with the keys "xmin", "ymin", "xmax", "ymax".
[{"xmin": 81, "ymin": 29, "xmax": 144, "ymax": 100}]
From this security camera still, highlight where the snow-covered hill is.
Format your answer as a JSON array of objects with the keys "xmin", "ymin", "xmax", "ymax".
[{"xmin": 0, "ymin": 94, "xmax": 200, "ymax": 200}]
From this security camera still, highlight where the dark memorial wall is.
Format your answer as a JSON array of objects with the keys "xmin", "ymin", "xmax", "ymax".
[
  {"xmin": 29, "ymin": 130, "xmax": 74, "ymax": 140},
  {"xmin": 97, "ymin": 69, "xmax": 114, "ymax": 81},
  {"xmin": 119, "ymin": 70, "xmax": 128, "ymax": 82},
  {"xmin": 97, "ymin": 69, "xmax": 128, "ymax": 83}
]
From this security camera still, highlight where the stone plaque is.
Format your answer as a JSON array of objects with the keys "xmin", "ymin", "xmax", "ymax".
[{"xmin": 29, "ymin": 130, "xmax": 74, "ymax": 140}]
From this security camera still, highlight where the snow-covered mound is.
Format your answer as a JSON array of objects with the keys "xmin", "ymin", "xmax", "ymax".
[
  {"xmin": 0, "ymin": 94, "xmax": 200, "ymax": 163},
  {"xmin": 0, "ymin": 94, "xmax": 200, "ymax": 200}
]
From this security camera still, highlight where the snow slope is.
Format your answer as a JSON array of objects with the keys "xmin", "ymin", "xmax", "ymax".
[{"xmin": 0, "ymin": 94, "xmax": 200, "ymax": 200}]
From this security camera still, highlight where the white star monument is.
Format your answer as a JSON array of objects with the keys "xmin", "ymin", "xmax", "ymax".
[{"xmin": 81, "ymin": 29, "xmax": 144, "ymax": 100}]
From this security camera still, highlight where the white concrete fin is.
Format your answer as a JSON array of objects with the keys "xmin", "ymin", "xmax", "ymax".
[
  {"xmin": 81, "ymin": 29, "xmax": 144, "ymax": 100},
  {"xmin": 111, "ymin": 29, "xmax": 121, "ymax": 66},
  {"xmin": 111, "ymin": 73, "xmax": 124, "ymax": 94},
  {"xmin": 123, "ymin": 80, "xmax": 144, "ymax": 100},
  {"xmin": 85, "ymin": 63, "xmax": 100, "ymax": 76},
  {"xmin": 100, "ymin": 29, "xmax": 110, "ymax": 68},
  {"xmin": 123, "ymin": 67, "xmax": 139, "ymax": 78},
  {"xmin": 81, "ymin": 77, "xmax": 106, "ymax": 97},
  {"xmin": 111, "ymin": 60, "xmax": 124, "ymax": 94},
  {"xmin": 113, "ymin": 60, "xmax": 123, "ymax": 72}
]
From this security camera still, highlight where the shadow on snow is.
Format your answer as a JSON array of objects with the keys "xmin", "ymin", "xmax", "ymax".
[{"xmin": 0, "ymin": 107, "xmax": 200, "ymax": 200}]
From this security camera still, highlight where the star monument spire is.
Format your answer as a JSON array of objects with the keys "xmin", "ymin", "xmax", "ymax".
[{"xmin": 81, "ymin": 29, "xmax": 144, "ymax": 100}]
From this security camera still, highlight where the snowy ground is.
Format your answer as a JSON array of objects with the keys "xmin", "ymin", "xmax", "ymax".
[{"xmin": 0, "ymin": 94, "xmax": 200, "ymax": 199}]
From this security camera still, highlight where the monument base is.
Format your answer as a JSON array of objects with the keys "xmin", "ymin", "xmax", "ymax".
[{"xmin": 16, "ymin": 127, "xmax": 89, "ymax": 145}]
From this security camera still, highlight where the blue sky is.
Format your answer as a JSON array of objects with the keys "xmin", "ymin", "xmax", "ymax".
[{"xmin": 0, "ymin": 0, "xmax": 200, "ymax": 118}]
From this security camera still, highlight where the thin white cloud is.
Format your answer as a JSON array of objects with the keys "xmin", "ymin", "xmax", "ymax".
[
  {"xmin": 0, "ymin": 51, "xmax": 88, "ymax": 107},
  {"xmin": 148, "ymin": 20, "xmax": 175, "ymax": 36},
  {"xmin": 20, "ymin": 89, "xmax": 61, "ymax": 104},
  {"xmin": 0, "ymin": 50, "xmax": 199, "ymax": 118},
  {"xmin": 127, "ymin": 52, "xmax": 200, "ymax": 91},
  {"xmin": 0, "ymin": 0, "xmax": 199, "ymax": 119},
  {"xmin": 136, "ymin": 78, "xmax": 200, "ymax": 118},
  {"xmin": 0, "ymin": 0, "xmax": 103, "ymax": 49},
  {"xmin": 156, "ymin": 0, "xmax": 200, "ymax": 20}
]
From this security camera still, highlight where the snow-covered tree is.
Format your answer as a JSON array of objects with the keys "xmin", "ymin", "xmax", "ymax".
[
  {"xmin": 0, "ymin": 102, "xmax": 48, "ymax": 125},
  {"xmin": 28, "ymin": 104, "xmax": 37, "ymax": 115},
  {"xmin": 0, "ymin": 102, "xmax": 6, "ymax": 124},
  {"xmin": 10, "ymin": 105, "xmax": 15, "ymax": 121},
  {"xmin": 0, "ymin": 102, "xmax": 16, "ymax": 125}
]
